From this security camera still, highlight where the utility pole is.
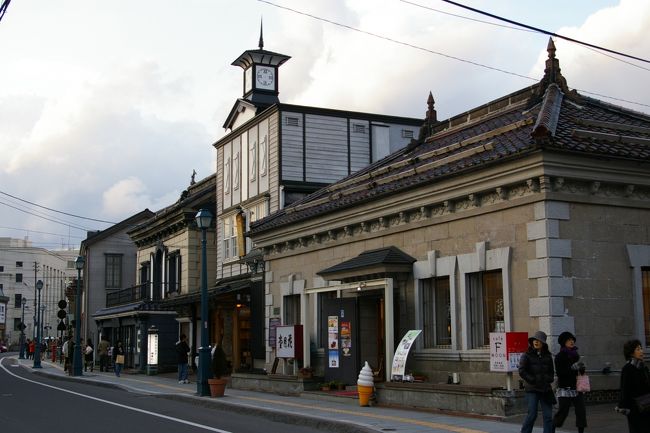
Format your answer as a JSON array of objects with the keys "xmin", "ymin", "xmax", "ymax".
[{"xmin": 33, "ymin": 261, "xmax": 39, "ymax": 339}]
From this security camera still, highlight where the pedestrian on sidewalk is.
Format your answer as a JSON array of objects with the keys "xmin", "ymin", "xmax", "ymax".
[
  {"xmin": 113, "ymin": 340, "xmax": 125, "ymax": 377},
  {"xmin": 84, "ymin": 339, "xmax": 94, "ymax": 372},
  {"xmin": 518, "ymin": 330, "xmax": 555, "ymax": 433},
  {"xmin": 98, "ymin": 335, "xmax": 110, "ymax": 372},
  {"xmin": 616, "ymin": 339, "xmax": 650, "ymax": 433},
  {"xmin": 62, "ymin": 337, "xmax": 70, "ymax": 372},
  {"xmin": 176, "ymin": 334, "xmax": 191, "ymax": 384},
  {"xmin": 28, "ymin": 339, "xmax": 35, "ymax": 360},
  {"xmin": 553, "ymin": 331, "xmax": 587, "ymax": 433}
]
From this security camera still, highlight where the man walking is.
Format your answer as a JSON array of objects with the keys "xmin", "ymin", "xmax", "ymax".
[
  {"xmin": 176, "ymin": 334, "xmax": 191, "ymax": 384},
  {"xmin": 98, "ymin": 335, "xmax": 110, "ymax": 372}
]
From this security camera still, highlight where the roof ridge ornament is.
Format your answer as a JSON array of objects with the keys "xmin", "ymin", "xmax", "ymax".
[{"xmin": 258, "ymin": 18, "xmax": 264, "ymax": 50}]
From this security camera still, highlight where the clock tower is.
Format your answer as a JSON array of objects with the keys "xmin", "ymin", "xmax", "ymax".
[{"xmin": 231, "ymin": 22, "xmax": 291, "ymax": 107}]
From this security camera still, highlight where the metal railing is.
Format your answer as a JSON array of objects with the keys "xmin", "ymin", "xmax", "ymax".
[{"xmin": 105, "ymin": 282, "xmax": 180, "ymax": 307}]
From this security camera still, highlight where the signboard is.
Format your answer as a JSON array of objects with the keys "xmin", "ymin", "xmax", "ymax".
[
  {"xmin": 0, "ymin": 303, "xmax": 5, "ymax": 324},
  {"xmin": 327, "ymin": 316, "xmax": 339, "ymax": 367},
  {"xmin": 268, "ymin": 317, "xmax": 281, "ymax": 347},
  {"xmin": 276, "ymin": 325, "xmax": 303, "ymax": 360},
  {"xmin": 391, "ymin": 330, "xmax": 422, "ymax": 380},
  {"xmin": 489, "ymin": 332, "xmax": 528, "ymax": 372}
]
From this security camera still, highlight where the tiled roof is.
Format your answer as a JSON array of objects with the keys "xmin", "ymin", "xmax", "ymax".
[
  {"xmin": 318, "ymin": 246, "xmax": 416, "ymax": 276},
  {"xmin": 250, "ymin": 39, "xmax": 650, "ymax": 236}
]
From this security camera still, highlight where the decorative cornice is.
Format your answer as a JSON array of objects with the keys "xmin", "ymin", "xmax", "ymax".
[{"xmin": 261, "ymin": 176, "xmax": 650, "ymax": 257}]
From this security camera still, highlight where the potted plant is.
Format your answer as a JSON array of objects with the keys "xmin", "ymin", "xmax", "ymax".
[
  {"xmin": 319, "ymin": 382, "xmax": 332, "ymax": 391},
  {"xmin": 208, "ymin": 345, "xmax": 228, "ymax": 397}
]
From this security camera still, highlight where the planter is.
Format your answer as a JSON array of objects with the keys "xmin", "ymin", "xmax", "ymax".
[{"xmin": 208, "ymin": 378, "xmax": 227, "ymax": 397}]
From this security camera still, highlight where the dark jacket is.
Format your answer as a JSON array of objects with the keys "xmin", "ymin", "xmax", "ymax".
[
  {"xmin": 519, "ymin": 345, "xmax": 555, "ymax": 393},
  {"xmin": 555, "ymin": 347, "xmax": 580, "ymax": 389},
  {"xmin": 619, "ymin": 359, "xmax": 650, "ymax": 413},
  {"xmin": 176, "ymin": 340, "xmax": 190, "ymax": 364}
]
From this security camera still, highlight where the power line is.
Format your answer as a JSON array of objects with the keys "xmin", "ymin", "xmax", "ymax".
[
  {"xmin": 257, "ymin": 0, "xmax": 650, "ymax": 109},
  {"xmin": 401, "ymin": 0, "xmax": 650, "ymax": 73},
  {"xmin": 0, "ymin": 200, "xmax": 91, "ymax": 232},
  {"xmin": 0, "ymin": 226, "xmax": 85, "ymax": 240},
  {"xmin": 0, "ymin": 0, "xmax": 11, "ymax": 23},
  {"xmin": 439, "ymin": 0, "xmax": 650, "ymax": 64},
  {"xmin": 0, "ymin": 190, "xmax": 118, "ymax": 224}
]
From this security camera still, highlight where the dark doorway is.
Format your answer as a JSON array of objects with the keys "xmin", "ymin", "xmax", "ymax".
[{"xmin": 322, "ymin": 298, "xmax": 358, "ymax": 385}]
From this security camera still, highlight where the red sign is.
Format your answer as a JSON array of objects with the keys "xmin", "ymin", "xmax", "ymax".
[{"xmin": 490, "ymin": 332, "xmax": 528, "ymax": 372}]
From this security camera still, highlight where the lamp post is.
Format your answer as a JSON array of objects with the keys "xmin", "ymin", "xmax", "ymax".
[
  {"xmin": 72, "ymin": 255, "xmax": 85, "ymax": 376},
  {"xmin": 19, "ymin": 297, "xmax": 27, "ymax": 359},
  {"xmin": 195, "ymin": 208, "xmax": 213, "ymax": 396},
  {"xmin": 33, "ymin": 280, "xmax": 43, "ymax": 368}
]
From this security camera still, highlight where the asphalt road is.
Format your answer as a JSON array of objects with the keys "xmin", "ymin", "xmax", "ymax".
[{"xmin": 0, "ymin": 357, "xmax": 329, "ymax": 433}]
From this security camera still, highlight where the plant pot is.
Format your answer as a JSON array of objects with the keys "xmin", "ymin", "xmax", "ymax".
[{"xmin": 208, "ymin": 378, "xmax": 227, "ymax": 397}]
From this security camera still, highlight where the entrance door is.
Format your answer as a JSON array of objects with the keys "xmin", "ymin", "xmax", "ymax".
[{"xmin": 322, "ymin": 298, "xmax": 358, "ymax": 384}]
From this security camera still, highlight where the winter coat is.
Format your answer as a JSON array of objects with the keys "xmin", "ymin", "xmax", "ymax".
[
  {"xmin": 176, "ymin": 340, "xmax": 190, "ymax": 364},
  {"xmin": 518, "ymin": 346, "xmax": 555, "ymax": 393},
  {"xmin": 619, "ymin": 359, "xmax": 650, "ymax": 413},
  {"xmin": 555, "ymin": 347, "xmax": 580, "ymax": 389}
]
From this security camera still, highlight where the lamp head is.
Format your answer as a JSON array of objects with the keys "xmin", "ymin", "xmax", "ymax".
[
  {"xmin": 195, "ymin": 208, "xmax": 213, "ymax": 230},
  {"xmin": 75, "ymin": 255, "xmax": 85, "ymax": 271},
  {"xmin": 36, "ymin": 280, "xmax": 43, "ymax": 291},
  {"xmin": 22, "ymin": 297, "xmax": 27, "ymax": 307}
]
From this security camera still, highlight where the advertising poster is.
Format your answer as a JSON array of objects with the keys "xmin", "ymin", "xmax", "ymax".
[
  {"xmin": 327, "ymin": 315, "xmax": 339, "ymax": 367},
  {"xmin": 391, "ymin": 330, "xmax": 422, "ymax": 380},
  {"xmin": 268, "ymin": 317, "xmax": 281, "ymax": 347},
  {"xmin": 276, "ymin": 325, "xmax": 296, "ymax": 358},
  {"xmin": 489, "ymin": 332, "xmax": 528, "ymax": 372},
  {"xmin": 340, "ymin": 321, "xmax": 351, "ymax": 356}
]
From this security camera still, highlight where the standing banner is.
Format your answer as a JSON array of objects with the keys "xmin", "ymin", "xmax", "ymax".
[{"xmin": 391, "ymin": 330, "xmax": 422, "ymax": 381}]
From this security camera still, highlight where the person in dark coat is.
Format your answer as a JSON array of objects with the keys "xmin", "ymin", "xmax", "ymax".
[
  {"xmin": 553, "ymin": 331, "xmax": 587, "ymax": 433},
  {"xmin": 518, "ymin": 330, "xmax": 555, "ymax": 433},
  {"xmin": 616, "ymin": 339, "xmax": 650, "ymax": 433},
  {"xmin": 176, "ymin": 334, "xmax": 191, "ymax": 384}
]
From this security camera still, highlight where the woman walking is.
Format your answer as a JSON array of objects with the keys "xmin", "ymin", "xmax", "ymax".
[
  {"xmin": 616, "ymin": 339, "xmax": 650, "ymax": 433},
  {"xmin": 518, "ymin": 330, "xmax": 555, "ymax": 433},
  {"xmin": 113, "ymin": 340, "xmax": 125, "ymax": 377},
  {"xmin": 84, "ymin": 338, "xmax": 94, "ymax": 372},
  {"xmin": 553, "ymin": 331, "xmax": 587, "ymax": 433}
]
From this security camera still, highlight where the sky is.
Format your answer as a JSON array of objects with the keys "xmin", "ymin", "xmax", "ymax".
[{"xmin": 1, "ymin": 0, "xmax": 648, "ymax": 250}]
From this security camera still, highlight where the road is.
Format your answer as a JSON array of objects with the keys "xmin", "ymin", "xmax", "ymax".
[{"xmin": 0, "ymin": 356, "xmax": 330, "ymax": 433}]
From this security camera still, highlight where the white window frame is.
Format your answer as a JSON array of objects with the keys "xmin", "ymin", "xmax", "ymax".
[
  {"xmin": 221, "ymin": 213, "xmax": 239, "ymax": 261},
  {"xmin": 627, "ymin": 244, "xmax": 650, "ymax": 347},
  {"xmin": 458, "ymin": 242, "xmax": 511, "ymax": 351},
  {"xmin": 414, "ymin": 252, "xmax": 457, "ymax": 351}
]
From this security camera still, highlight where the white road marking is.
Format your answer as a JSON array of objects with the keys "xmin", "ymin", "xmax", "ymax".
[{"xmin": 0, "ymin": 358, "xmax": 231, "ymax": 433}]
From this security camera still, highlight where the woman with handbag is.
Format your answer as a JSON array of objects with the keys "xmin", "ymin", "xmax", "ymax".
[
  {"xmin": 616, "ymin": 339, "xmax": 650, "ymax": 433},
  {"xmin": 113, "ymin": 340, "xmax": 125, "ymax": 377},
  {"xmin": 553, "ymin": 331, "xmax": 587, "ymax": 433},
  {"xmin": 518, "ymin": 331, "xmax": 555, "ymax": 433}
]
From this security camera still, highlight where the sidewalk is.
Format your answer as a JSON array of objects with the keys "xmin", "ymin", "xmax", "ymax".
[{"xmin": 14, "ymin": 357, "xmax": 626, "ymax": 433}]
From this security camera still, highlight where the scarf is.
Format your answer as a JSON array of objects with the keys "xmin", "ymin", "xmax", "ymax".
[{"xmin": 561, "ymin": 345, "xmax": 579, "ymax": 363}]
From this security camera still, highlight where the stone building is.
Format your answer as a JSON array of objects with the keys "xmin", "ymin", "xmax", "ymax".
[{"xmin": 248, "ymin": 39, "xmax": 650, "ymax": 411}]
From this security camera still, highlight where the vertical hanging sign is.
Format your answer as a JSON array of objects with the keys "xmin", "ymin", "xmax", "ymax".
[{"xmin": 340, "ymin": 321, "xmax": 351, "ymax": 357}]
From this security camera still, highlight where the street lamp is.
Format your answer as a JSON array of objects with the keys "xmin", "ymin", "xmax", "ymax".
[
  {"xmin": 33, "ymin": 280, "xmax": 44, "ymax": 368},
  {"xmin": 195, "ymin": 208, "xmax": 213, "ymax": 396},
  {"xmin": 19, "ymin": 297, "xmax": 27, "ymax": 359},
  {"xmin": 72, "ymin": 255, "xmax": 85, "ymax": 376}
]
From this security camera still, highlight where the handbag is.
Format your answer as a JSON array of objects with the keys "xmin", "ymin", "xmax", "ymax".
[
  {"xmin": 115, "ymin": 354, "xmax": 125, "ymax": 364},
  {"xmin": 576, "ymin": 374, "xmax": 591, "ymax": 392},
  {"xmin": 634, "ymin": 392, "xmax": 650, "ymax": 413}
]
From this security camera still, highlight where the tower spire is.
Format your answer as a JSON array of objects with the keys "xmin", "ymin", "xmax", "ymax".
[{"xmin": 258, "ymin": 18, "xmax": 264, "ymax": 50}]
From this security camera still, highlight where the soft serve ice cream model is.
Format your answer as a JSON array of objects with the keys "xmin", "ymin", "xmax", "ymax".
[{"xmin": 357, "ymin": 361, "xmax": 374, "ymax": 406}]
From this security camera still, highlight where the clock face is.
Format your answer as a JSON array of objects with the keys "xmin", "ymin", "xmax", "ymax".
[{"xmin": 256, "ymin": 67, "xmax": 275, "ymax": 90}]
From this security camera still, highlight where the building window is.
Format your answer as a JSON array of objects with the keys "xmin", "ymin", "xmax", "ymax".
[
  {"xmin": 67, "ymin": 260, "xmax": 75, "ymax": 269},
  {"xmin": 0, "ymin": 265, "xmax": 4, "ymax": 272},
  {"xmin": 641, "ymin": 268, "xmax": 650, "ymax": 346},
  {"xmin": 222, "ymin": 215, "xmax": 238, "ymax": 260},
  {"xmin": 167, "ymin": 252, "xmax": 181, "ymax": 294},
  {"xmin": 285, "ymin": 116, "xmax": 299, "ymax": 127},
  {"xmin": 16, "ymin": 261, "xmax": 23, "ymax": 267},
  {"xmin": 14, "ymin": 318, "xmax": 22, "ymax": 331},
  {"xmin": 105, "ymin": 254, "xmax": 123, "ymax": 288},
  {"xmin": 422, "ymin": 277, "xmax": 451, "ymax": 348},
  {"xmin": 14, "ymin": 293, "xmax": 22, "ymax": 308},
  {"xmin": 401, "ymin": 129, "xmax": 414, "ymax": 138},
  {"xmin": 468, "ymin": 270, "xmax": 504, "ymax": 348},
  {"xmin": 283, "ymin": 294, "xmax": 301, "ymax": 325},
  {"xmin": 15, "ymin": 273, "xmax": 22, "ymax": 283},
  {"xmin": 353, "ymin": 123, "xmax": 366, "ymax": 134}
]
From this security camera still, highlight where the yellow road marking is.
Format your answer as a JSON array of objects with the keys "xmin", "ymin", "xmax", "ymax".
[{"xmin": 237, "ymin": 395, "xmax": 488, "ymax": 433}]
